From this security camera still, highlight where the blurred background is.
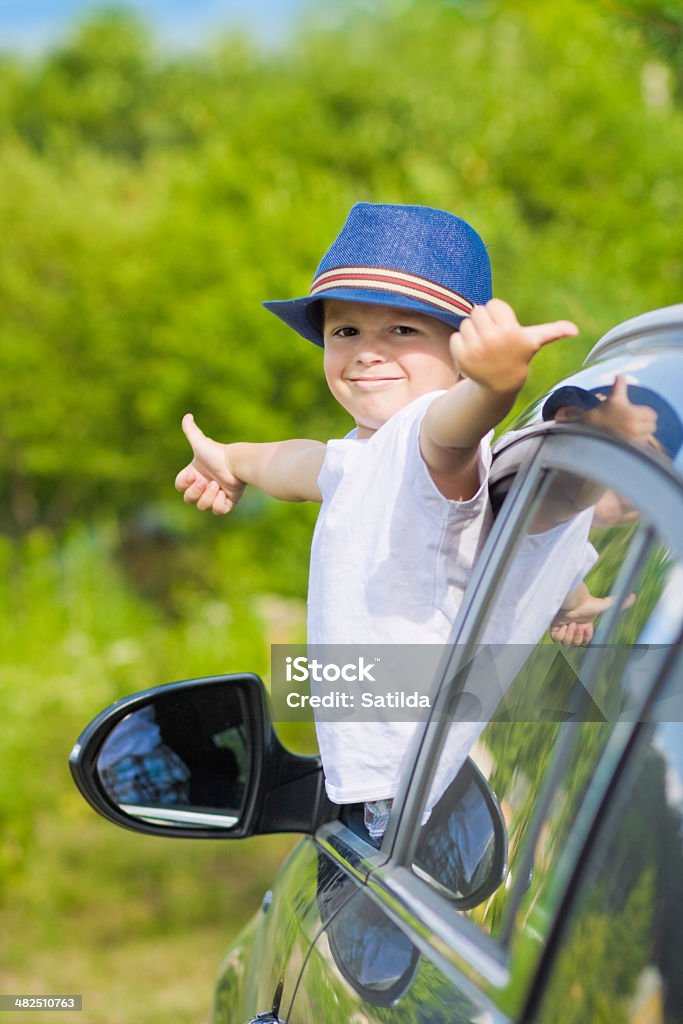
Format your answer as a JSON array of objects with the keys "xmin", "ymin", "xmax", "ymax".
[{"xmin": 1, "ymin": 0, "xmax": 682, "ymax": 1021}]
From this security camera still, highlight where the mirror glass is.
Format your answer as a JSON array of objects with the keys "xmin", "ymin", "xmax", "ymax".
[
  {"xmin": 316, "ymin": 854, "xmax": 421, "ymax": 1005},
  {"xmin": 95, "ymin": 682, "xmax": 249, "ymax": 829},
  {"xmin": 412, "ymin": 760, "xmax": 506, "ymax": 904},
  {"xmin": 326, "ymin": 885, "xmax": 421, "ymax": 1005}
]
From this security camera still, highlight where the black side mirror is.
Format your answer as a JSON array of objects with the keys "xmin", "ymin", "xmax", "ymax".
[
  {"xmin": 69, "ymin": 674, "xmax": 336, "ymax": 839},
  {"xmin": 412, "ymin": 757, "xmax": 508, "ymax": 909}
]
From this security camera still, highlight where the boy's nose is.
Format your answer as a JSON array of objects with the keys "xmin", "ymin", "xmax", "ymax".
[
  {"xmin": 353, "ymin": 334, "xmax": 390, "ymax": 362},
  {"xmin": 355, "ymin": 350, "xmax": 385, "ymax": 364}
]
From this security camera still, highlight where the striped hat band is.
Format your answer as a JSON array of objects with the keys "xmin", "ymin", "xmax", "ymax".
[{"xmin": 310, "ymin": 266, "xmax": 474, "ymax": 317}]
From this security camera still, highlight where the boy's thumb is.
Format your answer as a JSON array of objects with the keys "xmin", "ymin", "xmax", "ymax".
[
  {"xmin": 529, "ymin": 320, "xmax": 579, "ymax": 349},
  {"xmin": 610, "ymin": 375, "xmax": 628, "ymax": 401},
  {"xmin": 182, "ymin": 412, "xmax": 204, "ymax": 449}
]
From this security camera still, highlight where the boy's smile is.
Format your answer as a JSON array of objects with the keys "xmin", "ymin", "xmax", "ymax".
[{"xmin": 322, "ymin": 300, "xmax": 460, "ymax": 438}]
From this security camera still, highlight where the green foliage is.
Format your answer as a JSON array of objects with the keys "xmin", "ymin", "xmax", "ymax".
[
  {"xmin": 0, "ymin": 525, "xmax": 266, "ymax": 895},
  {"xmin": 597, "ymin": 0, "xmax": 683, "ymax": 101},
  {"xmin": 1, "ymin": 0, "xmax": 683, "ymax": 550},
  {"xmin": 0, "ymin": 524, "xmax": 299, "ymax": 1021}
]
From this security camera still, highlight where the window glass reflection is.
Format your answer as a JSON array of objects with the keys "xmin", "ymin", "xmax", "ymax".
[
  {"xmin": 412, "ymin": 466, "xmax": 675, "ymax": 947},
  {"xmin": 535, "ymin": 717, "xmax": 683, "ymax": 1024},
  {"xmin": 322, "ymin": 881, "xmax": 421, "ymax": 1005},
  {"xmin": 513, "ymin": 362, "xmax": 683, "ymax": 474},
  {"xmin": 98, "ymin": 705, "xmax": 191, "ymax": 806}
]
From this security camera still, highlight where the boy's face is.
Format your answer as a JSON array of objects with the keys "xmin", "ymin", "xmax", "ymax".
[{"xmin": 322, "ymin": 300, "xmax": 459, "ymax": 438}]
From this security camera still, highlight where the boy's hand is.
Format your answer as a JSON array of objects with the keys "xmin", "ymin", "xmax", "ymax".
[
  {"xmin": 420, "ymin": 300, "xmax": 577, "ymax": 497},
  {"xmin": 550, "ymin": 588, "xmax": 636, "ymax": 646},
  {"xmin": 584, "ymin": 375, "xmax": 658, "ymax": 446},
  {"xmin": 175, "ymin": 414, "xmax": 246, "ymax": 515},
  {"xmin": 450, "ymin": 299, "xmax": 578, "ymax": 394},
  {"xmin": 550, "ymin": 593, "xmax": 613, "ymax": 646}
]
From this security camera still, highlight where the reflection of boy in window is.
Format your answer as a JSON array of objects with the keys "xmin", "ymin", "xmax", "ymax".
[
  {"xmin": 541, "ymin": 378, "xmax": 683, "ymax": 644},
  {"xmin": 97, "ymin": 706, "xmax": 191, "ymax": 807},
  {"xmin": 542, "ymin": 378, "xmax": 683, "ymax": 461}
]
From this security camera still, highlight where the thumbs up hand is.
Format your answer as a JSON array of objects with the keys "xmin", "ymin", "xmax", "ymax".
[
  {"xmin": 174, "ymin": 414, "xmax": 246, "ymax": 515},
  {"xmin": 584, "ymin": 376, "xmax": 659, "ymax": 447},
  {"xmin": 450, "ymin": 299, "xmax": 578, "ymax": 394}
]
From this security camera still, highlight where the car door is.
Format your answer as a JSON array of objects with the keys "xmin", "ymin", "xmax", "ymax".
[
  {"xmin": 528, "ymin": 656, "xmax": 683, "ymax": 1024},
  {"xmin": 213, "ymin": 835, "xmax": 365, "ymax": 1024},
  {"xmin": 283, "ymin": 426, "xmax": 683, "ymax": 1023}
]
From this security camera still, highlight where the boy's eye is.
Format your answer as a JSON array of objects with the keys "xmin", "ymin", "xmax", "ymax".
[
  {"xmin": 332, "ymin": 326, "xmax": 359, "ymax": 338},
  {"xmin": 393, "ymin": 325, "xmax": 417, "ymax": 335}
]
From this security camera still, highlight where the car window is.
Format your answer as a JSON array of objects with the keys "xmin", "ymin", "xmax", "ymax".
[
  {"xmin": 403, "ymin": 454, "xmax": 679, "ymax": 964},
  {"xmin": 532, "ymin": 699, "xmax": 683, "ymax": 1024}
]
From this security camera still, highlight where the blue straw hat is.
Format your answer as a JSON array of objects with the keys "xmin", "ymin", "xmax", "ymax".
[{"xmin": 263, "ymin": 203, "xmax": 492, "ymax": 347}]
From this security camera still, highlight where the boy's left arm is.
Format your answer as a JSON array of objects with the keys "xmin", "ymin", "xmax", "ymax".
[{"xmin": 420, "ymin": 300, "xmax": 578, "ymax": 499}]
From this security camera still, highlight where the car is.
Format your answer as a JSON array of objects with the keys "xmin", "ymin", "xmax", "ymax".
[{"xmin": 70, "ymin": 303, "xmax": 683, "ymax": 1024}]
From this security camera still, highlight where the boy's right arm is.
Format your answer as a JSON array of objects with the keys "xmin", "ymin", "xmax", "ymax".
[
  {"xmin": 420, "ymin": 300, "xmax": 578, "ymax": 500},
  {"xmin": 175, "ymin": 414, "xmax": 324, "ymax": 514}
]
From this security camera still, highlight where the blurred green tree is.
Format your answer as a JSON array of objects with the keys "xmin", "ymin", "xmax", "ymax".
[{"xmin": 0, "ymin": 0, "xmax": 681, "ymax": 591}]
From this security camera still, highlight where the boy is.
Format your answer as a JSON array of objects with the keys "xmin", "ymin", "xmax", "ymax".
[{"xmin": 175, "ymin": 203, "xmax": 577, "ymax": 832}]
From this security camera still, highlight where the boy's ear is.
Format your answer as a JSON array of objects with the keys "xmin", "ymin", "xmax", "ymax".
[{"xmin": 553, "ymin": 406, "xmax": 585, "ymax": 423}]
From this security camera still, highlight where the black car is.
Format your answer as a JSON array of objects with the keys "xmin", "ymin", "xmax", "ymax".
[{"xmin": 71, "ymin": 304, "xmax": 683, "ymax": 1024}]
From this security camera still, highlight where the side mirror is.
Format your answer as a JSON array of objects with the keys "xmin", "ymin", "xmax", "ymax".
[
  {"xmin": 69, "ymin": 674, "xmax": 336, "ymax": 839},
  {"xmin": 315, "ymin": 758, "xmax": 507, "ymax": 1006},
  {"xmin": 412, "ymin": 757, "xmax": 508, "ymax": 909}
]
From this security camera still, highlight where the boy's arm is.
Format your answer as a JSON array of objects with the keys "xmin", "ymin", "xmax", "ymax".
[
  {"xmin": 175, "ymin": 414, "xmax": 324, "ymax": 514},
  {"xmin": 420, "ymin": 300, "xmax": 578, "ymax": 499},
  {"xmin": 550, "ymin": 582, "xmax": 636, "ymax": 646}
]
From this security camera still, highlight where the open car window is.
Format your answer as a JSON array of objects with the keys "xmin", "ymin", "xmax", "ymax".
[
  {"xmin": 410, "ymin": 460, "xmax": 676, "ymax": 912},
  {"xmin": 369, "ymin": 431, "xmax": 683, "ymax": 1012}
]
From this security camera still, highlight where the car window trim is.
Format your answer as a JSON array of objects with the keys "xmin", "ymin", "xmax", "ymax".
[
  {"xmin": 314, "ymin": 819, "xmax": 388, "ymax": 883},
  {"xmin": 365, "ymin": 862, "xmax": 510, "ymax": 990}
]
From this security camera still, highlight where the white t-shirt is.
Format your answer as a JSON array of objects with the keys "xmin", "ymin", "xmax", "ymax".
[
  {"xmin": 482, "ymin": 509, "xmax": 597, "ymax": 645},
  {"xmin": 307, "ymin": 391, "xmax": 493, "ymax": 804},
  {"xmin": 424, "ymin": 509, "xmax": 597, "ymax": 814}
]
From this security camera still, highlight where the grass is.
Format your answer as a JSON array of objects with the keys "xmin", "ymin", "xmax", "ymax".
[
  {"xmin": 0, "ymin": 524, "xmax": 309, "ymax": 1024},
  {"xmin": 3, "ymin": 819, "xmax": 298, "ymax": 1024}
]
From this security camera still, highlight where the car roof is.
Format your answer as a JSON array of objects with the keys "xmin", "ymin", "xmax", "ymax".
[{"xmin": 586, "ymin": 303, "xmax": 683, "ymax": 363}]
